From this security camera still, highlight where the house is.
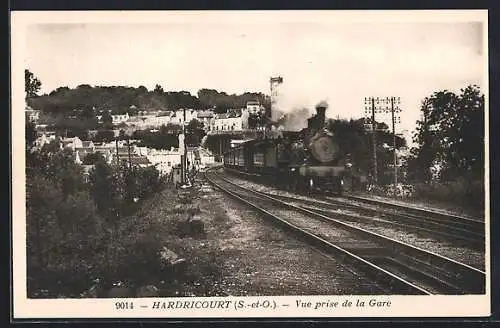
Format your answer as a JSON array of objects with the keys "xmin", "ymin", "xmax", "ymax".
[
  {"xmin": 196, "ymin": 110, "xmax": 214, "ymax": 131},
  {"xmin": 246, "ymin": 101, "xmax": 264, "ymax": 115},
  {"xmin": 146, "ymin": 111, "xmax": 173, "ymax": 127},
  {"xmin": 129, "ymin": 156, "xmax": 152, "ymax": 168},
  {"xmin": 172, "ymin": 108, "xmax": 197, "ymax": 125},
  {"xmin": 93, "ymin": 146, "xmax": 115, "ymax": 164},
  {"xmin": 212, "ymin": 108, "xmax": 249, "ymax": 131},
  {"xmin": 146, "ymin": 147, "xmax": 182, "ymax": 175},
  {"xmin": 198, "ymin": 147, "xmax": 215, "ymax": 167},
  {"xmin": 82, "ymin": 141, "xmax": 95, "ymax": 150},
  {"xmin": 34, "ymin": 133, "xmax": 57, "ymax": 149},
  {"xmin": 25, "ymin": 105, "xmax": 40, "ymax": 123},
  {"xmin": 88, "ymin": 130, "xmax": 99, "ymax": 139},
  {"xmin": 61, "ymin": 137, "xmax": 83, "ymax": 150},
  {"xmin": 111, "ymin": 113, "xmax": 130, "ymax": 125}
]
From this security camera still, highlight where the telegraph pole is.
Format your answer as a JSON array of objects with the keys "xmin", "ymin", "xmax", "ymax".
[
  {"xmin": 390, "ymin": 97, "xmax": 402, "ymax": 186},
  {"xmin": 182, "ymin": 107, "xmax": 188, "ymax": 184},
  {"xmin": 127, "ymin": 137, "xmax": 132, "ymax": 170},
  {"xmin": 364, "ymin": 97, "xmax": 378, "ymax": 184},
  {"xmin": 115, "ymin": 138, "xmax": 119, "ymax": 167},
  {"xmin": 371, "ymin": 98, "xmax": 378, "ymax": 184},
  {"xmin": 364, "ymin": 96, "xmax": 401, "ymax": 187}
]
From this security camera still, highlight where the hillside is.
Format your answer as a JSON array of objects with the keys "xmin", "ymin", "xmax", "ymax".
[{"xmin": 28, "ymin": 85, "xmax": 271, "ymax": 116}]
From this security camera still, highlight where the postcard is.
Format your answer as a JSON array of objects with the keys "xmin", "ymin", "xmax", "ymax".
[{"xmin": 11, "ymin": 9, "xmax": 490, "ymax": 319}]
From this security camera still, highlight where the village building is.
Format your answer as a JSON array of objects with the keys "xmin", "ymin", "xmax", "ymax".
[
  {"xmin": 146, "ymin": 147, "xmax": 182, "ymax": 175},
  {"xmin": 246, "ymin": 101, "xmax": 265, "ymax": 115},
  {"xmin": 146, "ymin": 111, "xmax": 173, "ymax": 127},
  {"xmin": 25, "ymin": 105, "xmax": 41, "ymax": 123},
  {"xmin": 61, "ymin": 136, "xmax": 83, "ymax": 150},
  {"xmin": 196, "ymin": 110, "xmax": 214, "ymax": 131},
  {"xmin": 171, "ymin": 108, "xmax": 197, "ymax": 125},
  {"xmin": 111, "ymin": 113, "xmax": 130, "ymax": 125},
  {"xmin": 34, "ymin": 133, "xmax": 57, "ymax": 149},
  {"xmin": 212, "ymin": 108, "xmax": 249, "ymax": 131}
]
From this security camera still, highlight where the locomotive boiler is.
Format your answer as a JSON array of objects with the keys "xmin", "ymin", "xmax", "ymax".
[{"xmin": 224, "ymin": 103, "xmax": 348, "ymax": 194}]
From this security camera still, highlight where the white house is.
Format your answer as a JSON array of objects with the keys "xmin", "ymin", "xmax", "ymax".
[
  {"xmin": 212, "ymin": 108, "xmax": 248, "ymax": 131},
  {"xmin": 146, "ymin": 147, "xmax": 182, "ymax": 175},
  {"xmin": 196, "ymin": 110, "xmax": 214, "ymax": 131},
  {"xmin": 172, "ymin": 108, "xmax": 197, "ymax": 125},
  {"xmin": 34, "ymin": 133, "xmax": 57, "ymax": 149},
  {"xmin": 25, "ymin": 105, "xmax": 41, "ymax": 123},
  {"xmin": 61, "ymin": 136, "xmax": 83, "ymax": 150},
  {"xmin": 112, "ymin": 113, "xmax": 130, "ymax": 125},
  {"xmin": 198, "ymin": 147, "xmax": 215, "ymax": 167},
  {"xmin": 246, "ymin": 101, "xmax": 264, "ymax": 115},
  {"xmin": 145, "ymin": 111, "xmax": 173, "ymax": 127}
]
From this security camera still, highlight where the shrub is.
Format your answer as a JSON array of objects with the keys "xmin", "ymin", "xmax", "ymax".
[{"xmin": 413, "ymin": 179, "xmax": 484, "ymax": 210}]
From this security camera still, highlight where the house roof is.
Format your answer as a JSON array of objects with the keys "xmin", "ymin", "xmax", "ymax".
[
  {"xmin": 129, "ymin": 156, "xmax": 151, "ymax": 166},
  {"xmin": 127, "ymin": 117, "xmax": 144, "ymax": 122},
  {"xmin": 93, "ymin": 147, "xmax": 112, "ymax": 154},
  {"xmin": 227, "ymin": 109, "xmax": 242, "ymax": 118},
  {"xmin": 157, "ymin": 111, "xmax": 172, "ymax": 117},
  {"xmin": 75, "ymin": 148, "xmax": 93, "ymax": 156},
  {"xmin": 196, "ymin": 110, "xmax": 213, "ymax": 118}
]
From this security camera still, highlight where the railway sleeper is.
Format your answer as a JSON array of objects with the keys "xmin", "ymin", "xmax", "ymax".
[
  {"xmin": 373, "ymin": 257, "xmax": 464, "ymax": 295},
  {"xmin": 391, "ymin": 253, "xmax": 485, "ymax": 294}
]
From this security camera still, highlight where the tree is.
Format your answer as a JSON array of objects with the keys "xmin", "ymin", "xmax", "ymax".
[
  {"xmin": 89, "ymin": 158, "xmax": 121, "ymax": 221},
  {"xmin": 25, "ymin": 69, "xmax": 42, "ymax": 98},
  {"xmin": 93, "ymin": 129, "xmax": 115, "ymax": 143},
  {"xmin": 26, "ymin": 120, "xmax": 37, "ymax": 149},
  {"xmin": 153, "ymin": 84, "xmax": 164, "ymax": 94},
  {"xmin": 409, "ymin": 85, "xmax": 484, "ymax": 182},
  {"xmin": 186, "ymin": 119, "xmax": 206, "ymax": 146},
  {"xmin": 82, "ymin": 152, "xmax": 105, "ymax": 165},
  {"xmin": 101, "ymin": 110, "xmax": 114, "ymax": 130}
]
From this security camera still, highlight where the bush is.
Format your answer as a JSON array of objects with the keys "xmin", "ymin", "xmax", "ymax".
[{"xmin": 413, "ymin": 179, "xmax": 484, "ymax": 210}]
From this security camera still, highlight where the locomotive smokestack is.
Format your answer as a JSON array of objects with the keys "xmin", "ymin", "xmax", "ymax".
[{"xmin": 315, "ymin": 101, "xmax": 328, "ymax": 128}]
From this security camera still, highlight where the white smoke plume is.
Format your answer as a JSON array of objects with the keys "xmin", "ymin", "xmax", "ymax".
[
  {"xmin": 275, "ymin": 107, "xmax": 312, "ymax": 131},
  {"xmin": 269, "ymin": 76, "xmax": 333, "ymax": 131}
]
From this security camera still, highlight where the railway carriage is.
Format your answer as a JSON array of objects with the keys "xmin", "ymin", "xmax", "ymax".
[{"xmin": 224, "ymin": 104, "xmax": 350, "ymax": 195}]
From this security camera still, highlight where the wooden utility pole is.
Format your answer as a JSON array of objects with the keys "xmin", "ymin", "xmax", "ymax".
[
  {"xmin": 127, "ymin": 137, "xmax": 132, "ymax": 170},
  {"xmin": 181, "ymin": 108, "xmax": 187, "ymax": 184},
  {"xmin": 371, "ymin": 98, "xmax": 378, "ymax": 184},
  {"xmin": 115, "ymin": 138, "xmax": 119, "ymax": 167},
  {"xmin": 391, "ymin": 97, "xmax": 397, "ymax": 185},
  {"xmin": 365, "ymin": 97, "xmax": 378, "ymax": 184},
  {"xmin": 364, "ymin": 96, "xmax": 401, "ymax": 187}
]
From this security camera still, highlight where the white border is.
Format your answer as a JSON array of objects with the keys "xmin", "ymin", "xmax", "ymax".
[{"xmin": 11, "ymin": 10, "xmax": 490, "ymax": 319}]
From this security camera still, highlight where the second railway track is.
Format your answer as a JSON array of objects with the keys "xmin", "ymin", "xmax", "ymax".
[{"xmin": 205, "ymin": 170, "xmax": 486, "ymax": 295}]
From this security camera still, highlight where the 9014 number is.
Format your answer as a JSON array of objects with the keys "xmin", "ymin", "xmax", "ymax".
[{"xmin": 115, "ymin": 301, "xmax": 134, "ymax": 310}]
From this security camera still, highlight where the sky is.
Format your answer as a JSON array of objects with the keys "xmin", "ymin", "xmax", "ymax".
[{"xmin": 23, "ymin": 12, "xmax": 486, "ymax": 142}]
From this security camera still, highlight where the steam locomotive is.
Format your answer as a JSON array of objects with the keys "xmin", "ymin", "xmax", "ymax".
[{"xmin": 223, "ymin": 104, "xmax": 350, "ymax": 194}]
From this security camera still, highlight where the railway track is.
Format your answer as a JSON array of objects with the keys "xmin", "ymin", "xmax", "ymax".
[
  {"xmin": 205, "ymin": 170, "xmax": 486, "ymax": 295},
  {"xmin": 224, "ymin": 167, "xmax": 485, "ymax": 250},
  {"xmin": 341, "ymin": 194, "xmax": 484, "ymax": 232},
  {"xmin": 247, "ymin": 190, "xmax": 485, "ymax": 251}
]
